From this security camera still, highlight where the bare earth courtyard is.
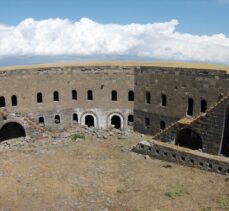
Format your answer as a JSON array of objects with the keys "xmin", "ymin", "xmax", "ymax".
[{"xmin": 0, "ymin": 128, "xmax": 229, "ymax": 211}]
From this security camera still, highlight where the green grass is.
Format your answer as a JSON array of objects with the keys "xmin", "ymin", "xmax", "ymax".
[{"xmin": 71, "ymin": 133, "xmax": 85, "ymax": 141}]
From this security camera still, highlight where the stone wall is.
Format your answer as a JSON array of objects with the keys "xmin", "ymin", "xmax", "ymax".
[{"xmin": 133, "ymin": 140, "xmax": 229, "ymax": 175}]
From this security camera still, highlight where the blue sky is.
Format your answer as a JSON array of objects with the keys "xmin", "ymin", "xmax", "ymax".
[
  {"xmin": 0, "ymin": 0, "xmax": 229, "ymax": 65},
  {"xmin": 1, "ymin": 0, "xmax": 229, "ymax": 35}
]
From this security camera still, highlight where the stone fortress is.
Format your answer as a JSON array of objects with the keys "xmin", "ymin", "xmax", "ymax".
[{"xmin": 0, "ymin": 61, "xmax": 228, "ymax": 174}]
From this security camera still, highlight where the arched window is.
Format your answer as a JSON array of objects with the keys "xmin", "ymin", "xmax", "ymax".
[
  {"xmin": 11, "ymin": 95, "xmax": 17, "ymax": 106},
  {"xmin": 160, "ymin": 121, "xmax": 166, "ymax": 130},
  {"xmin": 54, "ymin": 115, "xmax": 60, "ymax": 124},
  {"xmin": 187, "ymin": 97, "xmax": 194, "ymax": 116},
  {"xmin": 53, "ymin": 91, "xmax": 59, "ymax": 101},
  {"xmin": 201, "ymin": 99, "xmax": 207, "ymax": 113},
  {"xmin": 128, "ymin": 90, "xmax": 134, "ymax": 101},
  {"xmin": 38, "ymin": 117, "xmax": 45, "ymax": 125},
  {"xmin": 87, "ymin": 90, "xmax": 93, "ymax": 100},
  {"xmin": 37, "ymin": 92, "xmax": 43, "ymax": 103},
  {"xmin": 111, "ymin": 90, "xmax": 117, "ymax": 101},
  {"xmin": 161, "ymin": 94, "xmax": 167, "ymax": 107},
  {"xmin": 0, "ymin": 96, "xmax": 6, "ymax": 107},
  {"xmin": 73, "ymin": 113, "xmax": 78, "ymax": 123},
  {"xmin": 145, "ymin": 92, "xmax": 151, "ymax": 104},
  {"xmin": 72, "ymin": 90, "xmax": 77, "ymax": 100},
  {"xmin": 128, "ymin": 114, "xmax": 134, "ymax": 125}
]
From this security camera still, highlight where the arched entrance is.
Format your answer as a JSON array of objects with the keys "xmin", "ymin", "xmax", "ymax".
[
  {"xmin": 175, "ymin": 128, "xmax": 202, "ymax": 150},
  {"xmin": 85, "ymin": 115, "xmax": 95, "ymax": 127},
  {"xmin": 111, "ymin": 115, "xmax": 121, "ymax": 129},
  {"xmin": 0, "ymin": 122, "xmax": 26, "ymax": 142}
]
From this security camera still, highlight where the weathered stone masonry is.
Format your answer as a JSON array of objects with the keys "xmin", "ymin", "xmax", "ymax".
[{"xmin": 0, "ymin": 62, "xmax": 228, "ymax": 159}]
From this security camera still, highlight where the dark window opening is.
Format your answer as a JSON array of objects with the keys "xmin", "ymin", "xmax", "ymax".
[
  {"xmin": 201, "ymin": 99, "xmax": 207, "ymax": 113},
  {"xmin": 145, "ymin": 92, "xmax": 151, "ymax": 104},
  {"xmin": 0, "ymin": 122, "xmax": 26, "ymax": 142},
  {"xmin": 128, "ymin": 114, "xmax": 134, "ymax": 126},
  {"xmin": 111, "ymin": 90, "xmax": 117, "ymax": 101},
  {"xmin": 111, "ymin": 115, "xmax": 121, "ymax": 129},
  {"xmin": 128, "ymin": 90, "xmax": 134, "ymax": 101},
  {"xmin": 72, "ymin": 90, "xmax": 77, "ymax": 100},
  {"xmin": 221, "ymin": 106, "xmax": 229, "ymax": 156},
  {"xmin": 11, "ymin": 95, "xmax": 17, "ymax": 106},
  {"xmin": 73, "ymin": 113, "xmax": 78, "ymax": 123},
  {"xmin": 87, "ymin": 90, "xmax": 93, "ymax": 100},
  {"xmin": 53, "ymin": 91, "xmax": 59, "ymax": 102},
  {"xmin": 38, "ymin": 117, "xmax": 45, "ymax": 125},
  {"xmin": 187, "ymin": 97, "xmax": 194, "ymax": 116},
  {"xmin": 54, "ymin": 115, "xmax": 60, "ymax": 124},
  {"xmin": 37, "ymin": 92, "xmax": 43, "ymax": 103},
  {"xmin": 85, "ymin": 115, "xmax": 94, "ymax": 127},
  {"xmin": 161, "ymin": 94, "xmax": 167, "ymax": 106},
  {"xmin": 160, "ymin": 121, "xmax": 166, "ymax": 130},
  {"xmin": 175, "ymin": 128, "xmax": 202, "ymax": 150},
  {"xmin": 0, "ymin": 96, "xmax": 6, "ymax": 107},
  {"xmin": 145, "ymin": 118, "xmax": 150, "ymax": 128}
]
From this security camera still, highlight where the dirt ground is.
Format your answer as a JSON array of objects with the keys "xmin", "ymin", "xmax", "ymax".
[{"xmin": 0, "ymin": 131, "xmax": 229, "ymax": 211}]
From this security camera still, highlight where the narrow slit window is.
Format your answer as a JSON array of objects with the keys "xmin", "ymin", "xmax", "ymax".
[
  {"xmin": 11, "ymin": 95, "xmax": 17, "ymax": 106},
  {"xmin": 160, "ymin": 121, "xmax": 166, "ymax": 130},
  {"xmin": 145, "ymin": 118, "xmax": 150, "ymax": 128},
  {"xmin": 37, "ymin": 92, "xmax": 43, "ymax": 103},
  {"xmin": 161, "ymin": 94, "xmax": 167, "ymax": 106},
  {"xmin": 201, "ymin": 99, "xmax": 207, "ymax": 113},
  {"xmin": 111, "ymin": 90, "xmax": 117, "ymax": 101},
  {"xmin": 72, "ymin": 90, "xmax": 77, "ymax": 100},
  {"xmin": 53, "ymin": 91, "xmax": 59, "ymax": 101},
  {"xmin": 0, "ymin": 96, "xmax": 6, "ymax": 107},
  {"xmin": 145, "ymin": 92, "xmax": 151, "ymax": 104},
  {"xmin": 87, "ymin": 90, "xmax": 93, "ymax": 100},
  {"xmin": 128, "ymin": 114, "xmax": 134, "ymax": 125},
  {"xmin": 73, "ymin": 113, "xmax": 78, "ymax": 123},
  {"xmin": 187, "ymin": 97, "xmax": 194, "ymax": 116},
  {"xmin": 128, "ymin": 90, "xmax": 134, "ymax": 101}
]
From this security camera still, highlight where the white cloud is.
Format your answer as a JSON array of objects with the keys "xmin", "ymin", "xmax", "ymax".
[{"xmin": 0, "ymin": 17, "xmax": 229, "ymax": 64}]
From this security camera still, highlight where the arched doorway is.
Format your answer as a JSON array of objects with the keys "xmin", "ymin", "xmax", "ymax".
[
  {"xmin": 111, "ymin": 115, "xmax": 121, "ymax": 129},
  {"xmin": 175, "ymin": 128, "xmax": 202, "ymax": 150},
  {"xmin": 0, "ymin": 122, "xmax": 26, "ymax": 142},
  {"xmin": 85, "ymin": 115, "xmax": 95, "ymax": 127}
]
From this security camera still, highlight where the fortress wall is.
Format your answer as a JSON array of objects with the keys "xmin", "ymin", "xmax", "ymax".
[
  {"xmin": 134, "ymin": 67, "xmax": 229, "ymax": 135},
  {"xmin": 0, "ymin": 67, "xmax": 135, "ymax": 130}
]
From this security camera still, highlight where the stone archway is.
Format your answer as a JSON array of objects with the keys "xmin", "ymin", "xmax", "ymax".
[
  {"xmin": 111, "ymin": 115, "xmax": 121, "ymax": 129},
  {"xmin": 85, "ymin": 115, "xmax": 95, "ymax": 127},
  {"xmin": 175, "ymin": 128, "xmax": 202, "ymax": 150},
  {"xmin": 0, "ymin": 122, "xmax": 26, "ymax": 141}
]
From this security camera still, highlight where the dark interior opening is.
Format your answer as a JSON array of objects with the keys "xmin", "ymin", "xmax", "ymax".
[
  {"xmin": 128, "ymin": 114, "xmax": 134, "ymax": 125},
  {"xmin": 201, "ymin": 99, "xmax": 207, "ymax": 113},
  {"xmin": 187, "ymin": 97, "xmax": 194, "ymax": 116},
  {"xmin": 176, "ymin": 128, "xmax": 202, "ymax": 150},
  {"xmin": 111, "ymin": 90, "xmax": 117, "ymax": 101},
  {"xmin": 221, "ymin": 106, "xmax": 229, "ymax": 156},
  {"xmin": 160, "ymin": 121, "xmax": 166, "ymax": 130},
  {"xmin": 87, "ymin": 90, "xmax": 93, "ymax": 100},
  {"xmin": 11, "ymin": 95, "xmax": 17, "ymax": 106},
  {"xmin": 145, "ymin": 118, "xmax": 150, "ymax": 128},
  {"xmin": 128, "ymin": 91, "xmax": 134, "ymax": 101},
  {"xmin": 0, "ymin": 96, "xmax": 6, "ymax": 107},
  {"xmin": 37, "ymin": 92, "xmax": 43, "ymax": 103},
  {"xmin": 161, "ymin": 94, "xmax": 167, "ymax": 106},
  {"xmin": 38, "ymin": 117, "xmax": 45, "ymax": 125},
  {"xmin": 73, "ymin": 113, "xmax": 78, "ymax": 122},
  {"xmin": 53, "ymin": 91, "xmax": 59, "ymax": 101},
  {"xmin": 111, "ymin": 115, "xmax": 121, "ymax": 129},
  {"xmin": 0, "ymin": 122, "xmax": 26, "ymax": 141},
  {"xmin": 145, "ymin": 92, "xmax": 151, "ymax": 104},
  {"xmin": 54, "ymin": 115, "xmax": 60, "ymax": 124},
  {"xmin": 72, "ymin": 90, "xmax": 77, "ymax": 100},
  {"xmin": 85, "ymin": 115, "xmax": 95, "ymax": 127}
]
